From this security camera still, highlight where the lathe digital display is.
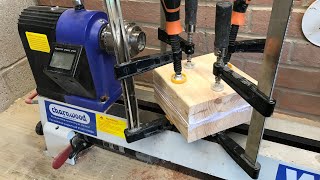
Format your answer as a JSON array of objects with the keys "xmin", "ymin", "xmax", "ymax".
[{"xmin": 49, "ymin": 51, "xmax": 75, "ymax": 70}]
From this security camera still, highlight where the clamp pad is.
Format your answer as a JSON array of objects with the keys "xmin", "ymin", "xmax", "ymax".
[{"xmin": 171, "ymin": 73, "xmax": 187, "ymax": 84}]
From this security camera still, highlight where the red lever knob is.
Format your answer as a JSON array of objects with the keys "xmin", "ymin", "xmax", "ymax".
[
  {"xmin": 52, "ymin": 144, "xmax": 73, "ymax": 169},
  {"xmin": 25, "ymin": 90, "xmax": 38, "ymax": 104}
]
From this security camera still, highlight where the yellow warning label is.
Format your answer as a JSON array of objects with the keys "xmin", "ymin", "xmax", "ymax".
[
  {"xmin": 96, "ymin": 114, "xmax": 127, "ymax": 138},
  {"xmin": 25, "ymin": 32, "xmax": 50, "ymax": 53}
]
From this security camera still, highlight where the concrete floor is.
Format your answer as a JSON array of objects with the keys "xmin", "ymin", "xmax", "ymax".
[{"xmin": 0, "ymin": 97, "xmax": 198, "ymax": 180}]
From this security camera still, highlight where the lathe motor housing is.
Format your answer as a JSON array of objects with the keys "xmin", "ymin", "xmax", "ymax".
[{"xmin": 18, "ymin": 6, "xmax": 145, "ymax": 112}]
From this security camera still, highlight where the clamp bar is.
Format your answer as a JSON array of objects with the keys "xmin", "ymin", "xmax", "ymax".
[
  {"xmin": 114, "ymin": 52, "xmax": 174, "ymax": 80},
  {"xmin": 228, "ymin": 39, "xmax": 265, "ymax": 54},
  {"xmin": 245, "ymin": 0, "xmax": 294, "ymax": 164}
]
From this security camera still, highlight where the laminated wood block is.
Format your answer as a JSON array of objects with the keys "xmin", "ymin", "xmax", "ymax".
[{"xmin": 153, "ymin": 53, "xmax": 256, "ymax": 142}]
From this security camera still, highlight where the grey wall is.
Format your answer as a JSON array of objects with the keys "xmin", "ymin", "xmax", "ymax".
[{"xmin": 0, "ymin": 0, "xmax": 37, "ymax": 111}]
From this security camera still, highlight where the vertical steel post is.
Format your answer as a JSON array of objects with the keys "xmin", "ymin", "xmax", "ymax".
[
  {"xmin": 245, "ymin": 0, "xmax": 294, "ymax": 163},
  {"xmin": 103, "ymin": 0, "xmax": 140, "ymax": 129}
]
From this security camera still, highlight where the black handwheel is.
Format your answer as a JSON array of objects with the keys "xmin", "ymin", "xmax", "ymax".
[{"xmin": 35, "ymin": 121, "xmax": 44, "ymax": 135}]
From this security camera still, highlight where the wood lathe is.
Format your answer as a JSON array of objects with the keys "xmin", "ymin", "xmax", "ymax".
[{"xmin": 18, "ymin": 0, "xmax": 320, "ymax": 179}]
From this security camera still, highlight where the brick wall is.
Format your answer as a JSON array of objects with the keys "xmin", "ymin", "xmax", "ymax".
[
  {"xmin": 0, "ymin": 0, "xmax": 36, "ymax": 112},
  {"xmin": 38, "ymin": 0, "xmax": 320, "ymax": 120}
]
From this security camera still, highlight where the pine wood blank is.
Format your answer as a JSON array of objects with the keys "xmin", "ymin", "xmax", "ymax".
[{"xmin": 153, "ymin": 53, "xmax": 256, "ymax": 142}]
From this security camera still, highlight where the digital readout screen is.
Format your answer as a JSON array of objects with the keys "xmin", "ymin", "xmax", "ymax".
[{"xmin": 50, "ymin": 51, "xmax": 75, "ymax": 70}]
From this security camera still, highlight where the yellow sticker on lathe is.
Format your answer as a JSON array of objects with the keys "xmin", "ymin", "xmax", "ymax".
[
  {"xmin": 96, "ymin": 114, "xmax": 127, "ymax": 138},
  {"xmin": 25, "ymin": 32, "xmax": 50, "ymax": 53}
]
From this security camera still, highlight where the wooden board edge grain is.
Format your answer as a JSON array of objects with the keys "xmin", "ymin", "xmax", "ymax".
[
  {"xmin": 154, "ymin": 91, "xmax": 190, "ymax": 141},
  {"xmin": 155, "ymin": 86, "xmax": 253, "ymax": 142},
  {"xmin": 153, "ymin": 71, "xmax": 190, "ymax": 120},
  {"xmin": 188, "ymin": 108, "xmax": 253, "ymax": 142},
  {"xmin": 188, "ymin": 94, "xmax": 249, "ymax": 124}
]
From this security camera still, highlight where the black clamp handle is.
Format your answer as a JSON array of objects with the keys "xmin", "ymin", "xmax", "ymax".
[
  {"xmin": 185, "ymin": 0, "xmax": 198, "ymax": 31},
  {"xmin": 214, "ymin": 2, "xmax": 232, "ymax": 51},
  {"xmin": 213, "ymin": 63, "xmax": 276, "ymax": 117}
]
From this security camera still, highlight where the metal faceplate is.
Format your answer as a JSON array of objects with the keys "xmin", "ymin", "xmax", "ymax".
[{"xmin": 100, "ymin": 21, "xmax": 146, "ymax": 58}]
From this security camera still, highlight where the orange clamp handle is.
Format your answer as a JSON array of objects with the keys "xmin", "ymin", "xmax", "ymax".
[
  {"xmin": 161, "ymin": 0, "xmax": 183, "ymax": 35},
  {"xmin": 231, "ymin": 11, "xmax": 246, "ymax": 26},
  {"xmin": 166, "ymin": 20, "xmax": 183, "ymax": 35}
]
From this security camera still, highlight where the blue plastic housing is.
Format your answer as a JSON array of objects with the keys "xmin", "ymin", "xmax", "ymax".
[{"xmin": 56, "ymin": 9, "xmax": 122, "ymax": 112}]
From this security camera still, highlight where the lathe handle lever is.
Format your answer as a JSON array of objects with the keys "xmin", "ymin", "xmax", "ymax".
[{"xmin": 52, "ymin": 144, "xmax": 73, "ymax": 169}]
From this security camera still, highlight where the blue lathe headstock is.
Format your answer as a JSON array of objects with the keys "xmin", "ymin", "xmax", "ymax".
[{"xmin": 19, "ymin": 6, "xmax": 145, "ymax": 112}]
